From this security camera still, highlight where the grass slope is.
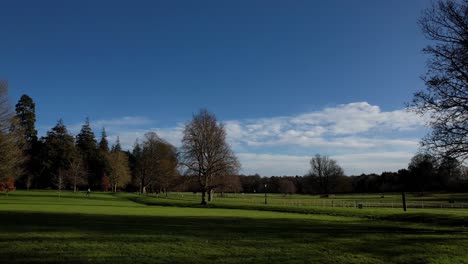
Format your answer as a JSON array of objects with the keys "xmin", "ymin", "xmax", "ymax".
[{"xmin": 0, "ymin": 191, "xmax": 467, "ymax": 264}]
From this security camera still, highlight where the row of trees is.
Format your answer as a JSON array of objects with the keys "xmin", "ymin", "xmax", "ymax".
[
  {"xmin": 172, "ymin": 153, "xmax": 468, "ymax": 195},
  {"xmin": 0, "ymin": 84, "xmax": 179, "ymax": 194},
  {"xmin": 0, "ymin": 86, "xmax": 238, "ymax": 205}
]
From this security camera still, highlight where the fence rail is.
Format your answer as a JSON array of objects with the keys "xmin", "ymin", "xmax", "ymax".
[{"xmin": 162, "ymin": 192, "xmax": 468, "ymax": 210}]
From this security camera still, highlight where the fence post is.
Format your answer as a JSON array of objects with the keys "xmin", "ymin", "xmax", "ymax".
[{"xmin": 401, "ymin": 192, "xmax": 407, "ymax": 212}]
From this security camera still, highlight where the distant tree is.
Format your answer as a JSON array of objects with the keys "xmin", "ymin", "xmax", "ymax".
[
  {"xmin": 76, "ymin": 118, "xmax": 98, "ymax": 154},
  {"xmin": 278, "ymin": 177, "xmax": 296, "ymax": 195},
  {"xmin": 240, "ymin": 174, "xmax": 262, "ymax": 193},
  {"xmin": 0, "ymin": 81, "xmax": 24, "ymax": 185},
  {"xmin": 408, "ymin": 153, "xmax": 438, "ymax": 194},
  {"xmin": 154, "ymin": 140, "xmax": 179, "ymax": 196},
  {"xmin": 410, "ymin": 0, "xmax": 468, "ymax": 161},
  {"xmin": 44, "ymin": 120, "xmax": 76, "ymax": 191},
  {"xmin": 181, "ymin": 109, "xmax": 240, "ymax": 205},
  {"xmin": 334, "ymin": 175, "xmax": 353, "ymax": 193},
  {"xmin": 67, "ymin": 154, "xmax": 87, "ymax": 192},
  {"xmin": 0, "ymin": 176, "xmax": 16, "ymax": 196},
  {"xmin": 15, "ymin": 94, "xmax": 41, "ymax": 189},
  {"xmin": 108, "ymin": 139, "xmax": 131, "ymax": 192},
  {"xmin": 134, "ymin": 133, "xmax": 163, "ymax": 194},
  {"xmin": 76, "ymin": 118, "xmax": 99, "ymax": 187},
  {"xmin": 96, "ymin": 127, "xmax": 111, "ymax": 190},
  {"xmin": 309, "ymin": 154, "xmax": 344, "ymax": 196},
  {"xmin": 131, "ymin": 140, "xmax": 144, "ymax": 192},
  {"xmin": 101, "ymin": 175, "xmax": 111, "ymax": 192},
  {"xmin": 15, "ymin": 94, "xmax": 38, "ymax": 144},
  {"xmin": 112, "ymin": 136, "xmax": 122, "ymax": 152},
  {"xmin": 217, "ymin": 175, "xmax": 242, "ymax": 194},
  {"xmin": 437, "ymin": 156, "xmax": 462, "ymax": 189},
  {"xmin": 98, "ymin": 128, "xmax": 109, "ymax": 153}
]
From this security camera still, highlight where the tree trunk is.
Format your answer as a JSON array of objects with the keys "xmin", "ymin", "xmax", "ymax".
[
  {"xmin": 201, "ymin": 190, "xmax": 207, "ymax": 205},
  {"xmin": 207, "ymin": 189, "xmax": 212, "ymax": 202}
]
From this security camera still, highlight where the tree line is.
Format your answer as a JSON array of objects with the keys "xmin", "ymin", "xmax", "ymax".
[
  {"xmin": 0, "ymin": 87, "xmax": 240, "ymax": 205},
  {"xmin": 1, "ymin": 86, "xmax": 467, "ymax": 200}
]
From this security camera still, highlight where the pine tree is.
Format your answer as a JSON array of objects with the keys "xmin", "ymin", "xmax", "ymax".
[
  {"xmin": 112, "ymin": 136, "xmax": 122, "ymax": 152},
  {"xmin": 76, "ymin": 117, "xmax": 97, "ymax": 155},
  {"xmin": 15, "ymin": 94, "xmax": 40, "ymax": 189},
  {"xmin": 15, "ymin": 94, "xmax": 38, "ymax": 145},
  {"xmin": 76, "ymin": 118, "xmax": 99, "ymax": 188},
  {"xmin": 43, "ymin": 119, "xmax": 76, "ymax": 188},
  {"xmin": 99, "ymin": 128, "xmax": 109, "ymax": 153}
]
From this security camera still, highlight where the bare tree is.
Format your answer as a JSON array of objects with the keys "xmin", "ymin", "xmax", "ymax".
[
  {"xmin": 216, "ymin": 175, "xmax": 242, "ymax": 194},
  {"xmin": 67, "ymin": 155, "xmax": 87, "ymax": 192},
  {"xmin": 181, "ymin": 109, "xmax": 240, "ymax": 205},
  {"xmin": 108, "ymin": 149, "xmax": 131, "ymax": 192},
  {"xmin": 52, "ymin": 168, "xmax": 66, "ymax": 197},
  {"xmin": 0, "ymin": 80, "xmax": 24, "ymax": 184},
  {"xmin": 155, "ymin": 142, "xmax": 179, "ymax": 197},
  {"xmin": 134, "ymin": 133, "xmax": 160, "ymax": 194},
  {"xmin": 278, "ymin": 177, "xmax": 297, "ymax": 195},
  {"xmin": 410, "ymin": 0, "xmax": 468, "ymax": 160},
  {"xmin": 309, "ymin": 154, "xmax": 344, "ymax": 196}
]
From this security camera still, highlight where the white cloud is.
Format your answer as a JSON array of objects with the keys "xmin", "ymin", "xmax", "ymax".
[
  {"xmin": 57, "ymin": 102, "xmax": 426, "ymax": 175},
  {"xmin": 224, "ymin": 102, "xmax": 425, "ymax": 150}
]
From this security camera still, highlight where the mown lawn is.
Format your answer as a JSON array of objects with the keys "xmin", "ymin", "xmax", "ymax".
[{"xmin": 0, "ymin": 191, "xmax": 467, "ymax": 263}]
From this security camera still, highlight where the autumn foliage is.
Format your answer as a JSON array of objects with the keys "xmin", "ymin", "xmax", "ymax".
[
  {"xmin": 101, "ymin": 175, "xmax": 111, "ymax": 192},
  {"xmin": 0, "ymin": 177, "xmax": 16, "ymax": 192}
]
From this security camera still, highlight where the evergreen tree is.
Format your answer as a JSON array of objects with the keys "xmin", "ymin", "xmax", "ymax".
[
  {"xmin": 15, "ymin": 94, "xmax": 38, "ymax": 144},
  {"xmin": 99, "ymin": 128, "xmax": 109, "ymax": 153},
  {"xmin": 112, "ymin": 136, "xmax": 122, "ymax": 152},
  {"xmin": 15, "ymin": 94, "xmax": 41, "ymax": 189},
  {"xmin": 76, "ymin": 117, "xmax": 97, "ymax": 155},
  {"xmin": 76, "ymin": 118, "xmax": 99, "ymax": 188},
  {"xmin": 43, "ymin": 119, "xmax": 76, "ymax": 188},
  {"xmin": 97, "ymin": 128, "xmax": 111, "ymax": 189}
]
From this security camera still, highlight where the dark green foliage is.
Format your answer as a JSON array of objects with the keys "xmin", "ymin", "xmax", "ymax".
[
  {"xmin": 15, "ymin": 94, "xmax": 38, "ymax": 144},
  {"xmin": 15, "ymin": 94, "xmax": 42, "ymax": 189},
  {"xmin": 76, "ymin": 118, "xmax": 100, "ymax": 188},
  {"xmin": 42, "ymin": 120, "xmax": 76, "ymax": 187},
  {"xmin": 111, "ymin": 136, "xmax": 122, "ymax": 152},
  {"xmin": 98, "ymin": 128, "xmax": 109, "ymax": 153},
  {"xmin": 76, "ymin": 117, "xmax": 97, "ymax": 156}
]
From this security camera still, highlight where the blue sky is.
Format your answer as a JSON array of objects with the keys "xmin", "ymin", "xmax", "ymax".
[{"xmin": 1, "ymin": 0, "xmax": 432, "ymax": 175}]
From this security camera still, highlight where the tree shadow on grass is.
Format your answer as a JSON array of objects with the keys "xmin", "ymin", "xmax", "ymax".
[{"xmin": 0, "ymin": 211, "xmax": 467, "ymax": 264}]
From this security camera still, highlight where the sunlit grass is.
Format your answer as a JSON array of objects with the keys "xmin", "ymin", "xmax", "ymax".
[{"xmin": 1, "ymin": 190, "xmax": 468, "ymax": 263}]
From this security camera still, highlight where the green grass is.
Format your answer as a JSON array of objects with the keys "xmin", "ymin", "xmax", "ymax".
[
  {"xmin": 136, "ymin": 191, "xmax": 468, "ymax": 209},
  {"xmin": 1, "ymin": 191, "xmax": 468, "ymax": 263}
]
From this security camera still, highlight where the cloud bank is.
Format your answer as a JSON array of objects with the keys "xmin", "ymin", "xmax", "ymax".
[{"xmin": 61, "ymin": 102, "xmax": 426, "ymax": 176}]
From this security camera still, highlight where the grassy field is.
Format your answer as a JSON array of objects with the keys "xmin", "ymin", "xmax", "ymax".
[
  {"xmin": 139, "ymin": 192, "xmax": 468, "ymax": 209},
  {"xmin": 1, "ymin": 191, "xmax": 468, "ymax": 263}
]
